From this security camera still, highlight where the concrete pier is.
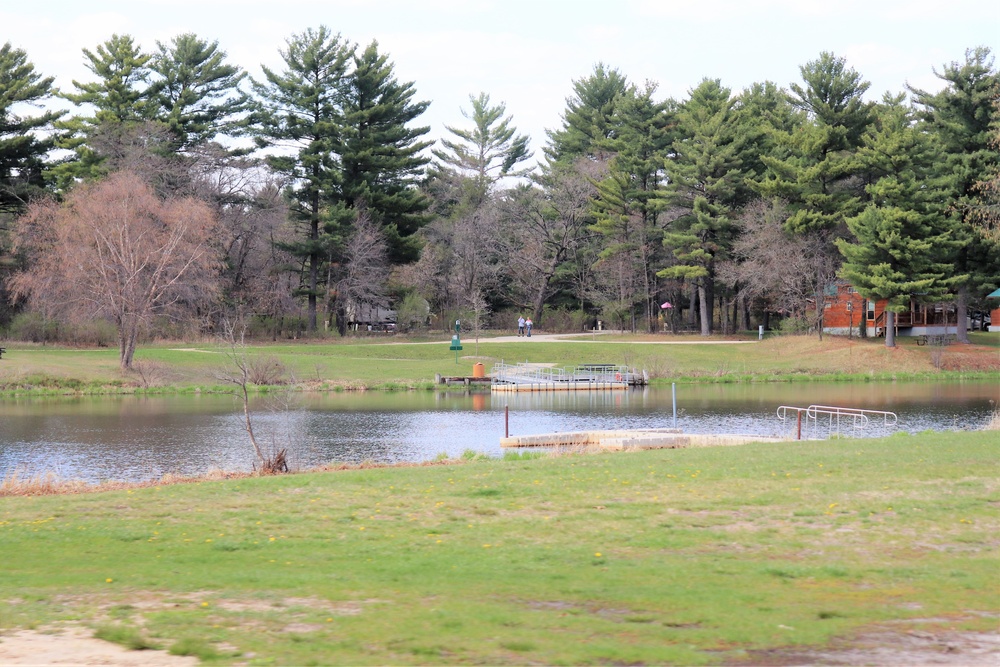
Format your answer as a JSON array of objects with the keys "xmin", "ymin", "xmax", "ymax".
[{"xmin": 500, "ymin": 428, "xmax": 789, "ymax": 450}]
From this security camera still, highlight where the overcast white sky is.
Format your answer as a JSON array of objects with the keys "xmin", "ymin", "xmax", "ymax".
[{"xmin": 4, "ymin": 0, "xmax": 999, "ymax": 164}]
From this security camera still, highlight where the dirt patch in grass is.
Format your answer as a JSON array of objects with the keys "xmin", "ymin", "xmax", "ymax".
[
  {"xmin": 0, "ymin": 626, "xmax": 197, "ymax": 666},
  {"xmin": 736, "ymin": 628, "xmax": 1000, "ymax": 666}
]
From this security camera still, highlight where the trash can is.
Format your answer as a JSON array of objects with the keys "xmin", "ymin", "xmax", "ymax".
[{"xmin": 472, "ymin": 362, "xmax": 485, "ymax": 378}]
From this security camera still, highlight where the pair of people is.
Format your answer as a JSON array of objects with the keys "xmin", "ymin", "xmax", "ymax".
[{"xmin": 517, "ymin": 316, "xmax": 533, "ymax": 337}]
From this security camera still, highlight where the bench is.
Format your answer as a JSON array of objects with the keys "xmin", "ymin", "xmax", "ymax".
[{"xmin": 916, "ymin": 334, "xmax": 956, "ymax": 346}]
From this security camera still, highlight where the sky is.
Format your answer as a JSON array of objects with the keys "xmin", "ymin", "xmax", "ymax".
[{"xmin": 4, "ymin": 0, "xmax": 999, "ymax": 166}]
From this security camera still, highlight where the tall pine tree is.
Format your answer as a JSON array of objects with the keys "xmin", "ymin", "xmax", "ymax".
[
  {"xmin": 337, "ymin": 40, "xmax": 432, "ymax": 264},
  {"xmin": 250, "ymin": 26, "xmax": 354, "ymax": 331},
  {"xmin": 660, "ymin": 78, "xmax": 745, "ymax": 335},
  {"xmin": 0, "ymin": 42, "xmax": 62, "ymax": 217},
  {"xmin": 51, "ymin": 34, "xmax": 156, "ymax": 188},
  {"xmin": 150, "ymin": 33, "xmax": 249, "ymax": 151},
  {"xmin": 909, "ymin": 47, "xmax": 1000, "ymax": 343},
  {"xmin": 837, "ymin": 95, "xmax": 963, "ymax": 347}
]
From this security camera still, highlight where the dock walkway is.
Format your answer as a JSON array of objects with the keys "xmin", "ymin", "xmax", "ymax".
[{"xmin": 491, "ymin": 361, "xmax": 646, "ymax": 392}]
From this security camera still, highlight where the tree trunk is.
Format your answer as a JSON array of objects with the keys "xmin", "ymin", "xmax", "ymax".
[
  {"xmin": 955, "ymin": 287, "xmax": 970, "ymax": 344},
  {"xmin": 688, "ymin": 284, "xmax": 697, "ymax": 327},
  {"xmin": 698, "ymin": 282, "xmax": 710, "ymax": 336},
  {"xmin": 815, "ymin": 289, "xmax": 824, "ymax": 341},
  {"xmin": 885, "ymin": 310, "xmax": 896, "ymax": 348}
]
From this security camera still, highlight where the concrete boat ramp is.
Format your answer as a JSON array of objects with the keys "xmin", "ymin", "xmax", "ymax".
[{"xmin": 500, "ymin": 428, "xmax": 789, "ymax": 451}]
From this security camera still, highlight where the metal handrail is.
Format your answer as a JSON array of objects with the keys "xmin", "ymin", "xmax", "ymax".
[
  {"xmin": 806, "ymin": 405, "xmax": 898, "ymax": 427},
  {"xmin": 491, "ymin": 361, "xmax": 635, "ymax": 385},
  {"xmin": 777, "ymin": 404, "xmax": 898, "ymax": 440}
]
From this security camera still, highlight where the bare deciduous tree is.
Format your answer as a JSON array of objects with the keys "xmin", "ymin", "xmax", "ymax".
[
  {"xmin": 331, "ymin": 209, "xmax": 390, "ymax": 334},
  {"xmin": 721, "ymin": 199, "xmax": 841, "ymax": 337},
  {"xmin": 215, "ymin": 320, "xmax": 290, "ymax": 474},
  {"xmin": 11, "ymin": 171, "xmax": 221, "ymax": 368},
  {"xmin": 499, "ymin": 158, "xmax": 602, "ymax": 322}
]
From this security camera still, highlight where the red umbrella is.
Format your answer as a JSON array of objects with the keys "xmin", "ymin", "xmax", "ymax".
[{"xmin": 660, "ymin": 301, "xmax": 672, "ymax": 309}]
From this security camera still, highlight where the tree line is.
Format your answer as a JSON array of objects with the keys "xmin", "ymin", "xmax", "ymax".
[{"xmin": 0, "ymin": 30, "xmax": 998, "ymax": 368}]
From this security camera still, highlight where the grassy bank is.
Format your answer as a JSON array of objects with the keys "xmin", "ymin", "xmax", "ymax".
[
  {"xmin": 0, "ymin": 432, "xmax": 996, "ymax": 664},
  {"xmin": 1, "ymin": 332, "xmax": 998, "ymax": 394}
]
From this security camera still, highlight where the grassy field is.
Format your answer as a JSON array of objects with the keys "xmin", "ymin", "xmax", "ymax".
[
  {"xmin": 1, "ymin": 331, "xmax": 998, "ymax": 392},
  {"xmin": 1, "ymin": 431, "xmax": 997, "ymax": 664}
]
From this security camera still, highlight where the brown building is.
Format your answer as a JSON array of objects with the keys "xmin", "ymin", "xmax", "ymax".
[{"xmin": 821, "ymin": 282, "xmax": 963, "ymax": 337}]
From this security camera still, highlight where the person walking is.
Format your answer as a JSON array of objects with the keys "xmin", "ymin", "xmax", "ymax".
[
  {"xmin": 525, "ymin": 317, "xmax": 533, "ymax": 337},
  {"xmin": 517, "ymin": 315, "xmax": 525, "ymax": 337}
]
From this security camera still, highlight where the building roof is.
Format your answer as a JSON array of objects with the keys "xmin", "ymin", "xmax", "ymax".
[{"xmin": 988, "ymin": 288, "xmax": 1000, "ymax": 299}]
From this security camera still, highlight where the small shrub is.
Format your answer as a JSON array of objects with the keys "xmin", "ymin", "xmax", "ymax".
[
  {"xmin": 247, "ymin": 354, "xmax": 288, "ymax": 385},
  {"xmin": 6, "ymin": 312, "xmax": 60, "ymax": 343},
  {"xmin": 169, "ymin": 637, "xmax": 220, "ymax": 660},
  {"xmin": 94, "ymin": 624, "xmax": 159, "ymax": 651}
]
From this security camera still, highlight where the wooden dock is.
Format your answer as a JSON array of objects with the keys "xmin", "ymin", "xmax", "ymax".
[{"xmin": 500, "ymin": 428, "xmax": 789, "ymax": 450}]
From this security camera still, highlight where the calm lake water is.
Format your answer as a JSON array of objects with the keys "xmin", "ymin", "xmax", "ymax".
[{"xmin": 1, "ymin": 381, "xmax": 997, "ymax": 484}]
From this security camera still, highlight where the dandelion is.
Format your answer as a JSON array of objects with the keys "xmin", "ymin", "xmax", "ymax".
[
  {"xmin": 594, "ymin": 552, "xmax": 602, "ymax": 558},
  {"xmin": 828, "ymin": 503, "xmax": 838, "ymax": 509},
  {"xmin": 105, "ymin": 578, "xmax": 113, "ymax": 583},
  {"xmin": 201, "ymin": 602, "xmax": 209, "ymax": 607}
]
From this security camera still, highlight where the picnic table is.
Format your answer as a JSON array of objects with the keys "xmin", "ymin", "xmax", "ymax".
[{"xmin": 916, "ymin": 333, "xmax": 956, "ymax": 346}]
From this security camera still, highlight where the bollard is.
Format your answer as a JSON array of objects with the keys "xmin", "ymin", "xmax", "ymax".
[{"xmin": 672, "ymin": 382, "xmax": 677, "ymax": 428}]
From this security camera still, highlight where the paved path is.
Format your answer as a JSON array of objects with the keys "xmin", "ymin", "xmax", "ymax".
[{"xmin": 457, "ymin": 331, "xmax": 757, "ymax": 344}]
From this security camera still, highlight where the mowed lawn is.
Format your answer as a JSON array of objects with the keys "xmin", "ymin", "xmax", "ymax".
[
  {"xmin": 3, "ymin": 332, "xmax": 999, "ymax": 390},
  {"xmin": 1, "ymin": 431, "xmax": 997, "ymax": 664}
]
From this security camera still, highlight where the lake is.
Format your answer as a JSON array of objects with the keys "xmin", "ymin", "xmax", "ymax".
[{"xmin": 1, "ymin": 381, "xmax": 997, "ymax": 484}]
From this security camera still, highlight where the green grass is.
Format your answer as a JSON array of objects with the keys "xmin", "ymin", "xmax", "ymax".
[
  {"xmin": 1, "ymin": 431, "xmax": 997, "ymax": 664},
  {"xmin": 1, "ymin": 332, "xmax": 997, "ymax": 394}
]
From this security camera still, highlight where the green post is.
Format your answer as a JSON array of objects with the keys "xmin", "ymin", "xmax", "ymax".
[{"xmin": 449, "ymin": 319, "xmax": 463, "ymax": 364}]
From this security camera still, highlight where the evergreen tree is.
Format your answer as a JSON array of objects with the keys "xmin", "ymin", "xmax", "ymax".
[
  {"xmin": 431, "ymin": 92, "xmax": 531, "ymax": 207},
  {"xmin": 0, "ymin": 42, "xmax": 62, "ymax": 216},
  {"xmin": 590, "ymin": 82, "xmax": 674, "ymax": 331},
  {"xmin": 250, "ymin": 26, "xmax": 354, "ymax": 331},
  {"xmin": 751, "ymin": 52, "xmax": 874, "ymax": 338},
  {"xmin": 837, "ymin": 95, "xmax": 963, "ymax": 347},
  {"xmin": 337, "ymin": 40, "xmax": 432, "ymax": 264},
  {"xmin": 754, "ymin": 52, "xmax": 873, "ymax": 234},
  {"xmin": 545, "ymin": 63, "xmax": 628, "ymax": 164},
  {"xmin": 909, "ymin": 47, "xmax": 1000, "ymax": 343},
  {"xmin": 51, "ymin": 34, "xmax": 156, "ymax": 187},
  {"xmin": 660, "ymin": 78, "xmax": 745, "ymax": 335},
  {"xmin": 150, "ymin": 33, "xmax": 249, "ymax": 151}
]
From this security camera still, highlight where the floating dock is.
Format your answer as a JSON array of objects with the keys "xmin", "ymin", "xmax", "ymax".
[
  {"xmin": 500, "ymin": 428, "xmax": 789, "ymax": 450},
  {"xmin": 491, "ymin": 361, "xmax": 645, "ymax": 393}
]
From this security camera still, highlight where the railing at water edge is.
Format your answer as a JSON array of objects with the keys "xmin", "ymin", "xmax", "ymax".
[
  {"xmin": 490, "ymin": 361, "xmax": 646, "ymax": 389},
  {"xmin": 777, "ymin": 404, "xmax": 899, "ymax": 440}
]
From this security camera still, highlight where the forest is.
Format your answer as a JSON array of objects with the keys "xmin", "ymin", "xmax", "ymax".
[{"xmin": 0, "ymin": 29, "xmax": 998, "ymax": 368}]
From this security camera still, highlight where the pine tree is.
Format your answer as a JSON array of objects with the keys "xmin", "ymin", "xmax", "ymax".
[
  {"xmin": 337, "ymin": 40, "xmax": 432, "ymax": 264},
  {"xmin": 51, "ymin": 34, "xmax": 156, "ymax": 187},
  {"xmin": 0, "ymin": 42, "xmax": 62, "ymax": 216},
  {"xmin": 909, "ymin": 47, "xmax": 1000, "ymax": 343},
  {"xmin": 250, "ymin": 26, "xmax": 354, "ymax": 331},
  {"xmin": 660, "ymin": 78, "xmax": 745, "ymax": 335},
  {"xmin": 150, "ymin": 33, "xmax": 249, "ymax": 151},
  {"xmin": 544, "ymin": 63, "xmax": 628, "ymax": 164},
  {"xmin": 837, "ymin": 95, "xmax": 963, "ymax": 347},
  {"xmin": 589, "ymin": 83, "xmax": 674, "ymax": 331},
  {"xmin": 754, "ymin": 52, "xmax": 873, "ymax": 234},
  {"xmin": 431, "ymin": 92, "xmax": 531, "ymax": 208}
]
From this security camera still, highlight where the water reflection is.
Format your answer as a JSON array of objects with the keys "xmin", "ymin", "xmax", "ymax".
[{"xmin": 0, "ymin": 381, "xmax": 996, "ymax": 484}]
